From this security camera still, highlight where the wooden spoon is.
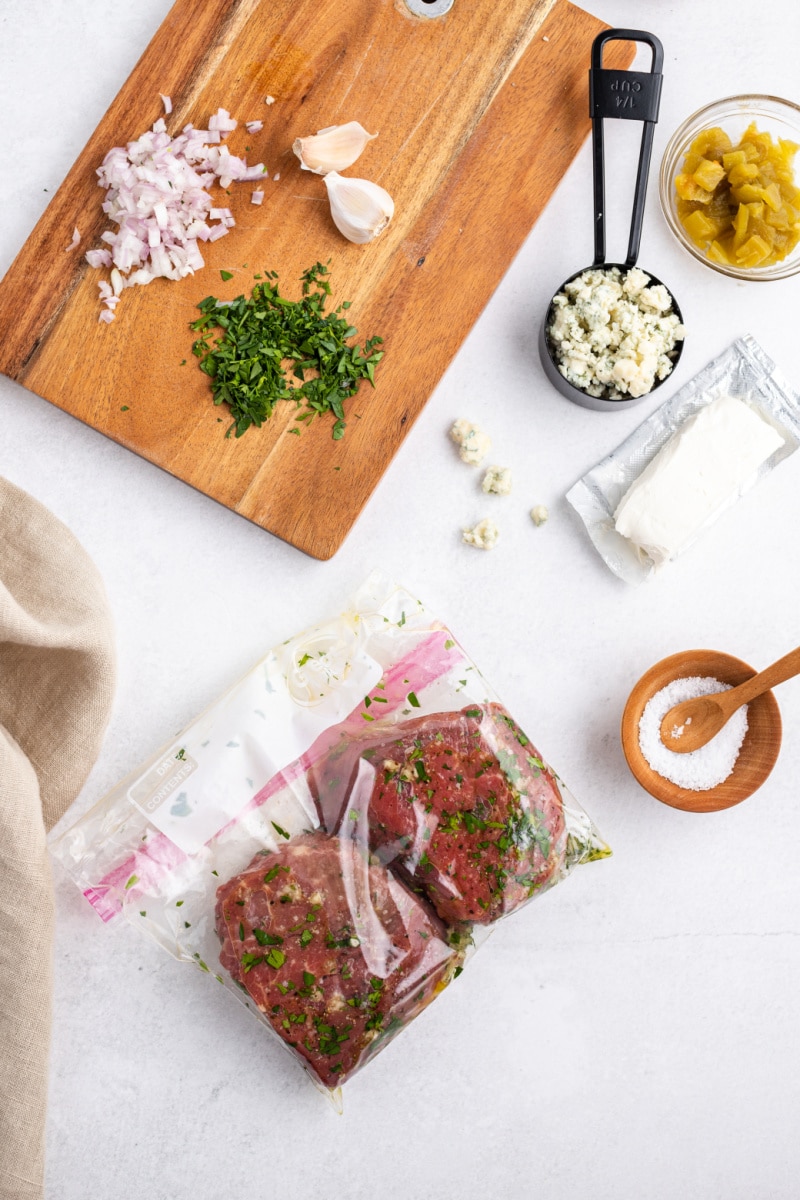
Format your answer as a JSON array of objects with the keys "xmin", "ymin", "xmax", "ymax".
[{"xmin": 659, "ymin": 645, "xmax": 800, "ymax": 754}]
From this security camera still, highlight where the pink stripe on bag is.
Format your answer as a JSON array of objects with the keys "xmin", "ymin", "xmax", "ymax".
[{"xmin": 85, "ymin": 629, "xmax": 464, "ymax": 921}]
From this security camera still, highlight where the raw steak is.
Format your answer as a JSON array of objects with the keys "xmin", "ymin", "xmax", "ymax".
[
  {"xmin": 310, "ymin": 704, "xmax": 567, "ymax": 925},
  {"xmin": 215, "ymin": 832, "xmax": 458, "ymax": 1087}
]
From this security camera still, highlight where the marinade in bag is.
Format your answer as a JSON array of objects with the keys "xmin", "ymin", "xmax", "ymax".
[{"xmin": 52, "ymin": 573, "xmax": 608, "ymax": 1093}]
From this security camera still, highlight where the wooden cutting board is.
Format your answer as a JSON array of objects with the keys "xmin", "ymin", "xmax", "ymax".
[{"xmin": 0, "ymin": 0, "xmax": 632, "ymax": 559}]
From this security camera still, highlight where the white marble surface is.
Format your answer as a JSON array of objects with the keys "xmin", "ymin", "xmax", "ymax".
[{"xmin": 3, "ymin": 3, "xmax": 800, "ymax": 1197}]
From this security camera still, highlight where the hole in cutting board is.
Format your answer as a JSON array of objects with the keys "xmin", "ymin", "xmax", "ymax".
[{"xmin": 404, "ymin": 0, "xmax": 454, "ymax": 16}]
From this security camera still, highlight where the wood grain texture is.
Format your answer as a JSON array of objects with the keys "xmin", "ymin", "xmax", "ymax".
[
  {"xmin": 0, "ymin": 0, "xmax": 633, "ymax": 558},
  {"xmin": 621, "ymin": 650, "xmax": 782, "ymax": 813}
]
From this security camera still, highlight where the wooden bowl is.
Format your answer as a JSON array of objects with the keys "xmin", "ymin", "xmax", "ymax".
[{"xmin": 621, "ymin": 650, "xmax": 782, "ymax": 812}]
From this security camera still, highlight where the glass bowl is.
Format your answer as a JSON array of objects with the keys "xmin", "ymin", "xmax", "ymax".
[{"xmin": 659, "ymin": 94, "xmax": 800, "ymax": 281}]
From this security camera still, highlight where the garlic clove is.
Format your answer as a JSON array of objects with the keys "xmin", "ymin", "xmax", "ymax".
[
  {"xmin": 323, "ymin": 172, "xmax": 394, "ymax": 244},
  {"xmin": 293, "ymin": 121, "xmax": 377, "ymax": 175}
]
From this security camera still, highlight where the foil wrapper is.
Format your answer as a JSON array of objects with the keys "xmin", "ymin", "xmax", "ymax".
[{"xmin": 566, "ymin": 335, "xmax": 800, "ymax": 585}]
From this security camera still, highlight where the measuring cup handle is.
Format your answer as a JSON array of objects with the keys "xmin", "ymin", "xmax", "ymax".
[{"xmin": 589, "ymin": 29, "xmax": 664, "ymax": 268}]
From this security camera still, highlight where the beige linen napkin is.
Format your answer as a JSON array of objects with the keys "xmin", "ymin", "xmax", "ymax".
[{"xmin": 0, "ymin": 479, "xmax": 115, "ymax": 1200}]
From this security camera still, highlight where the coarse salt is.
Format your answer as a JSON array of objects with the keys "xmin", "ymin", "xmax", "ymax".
[{"xmin": 638, "ymin": 675, "xmax": 748, "ymax": 791}]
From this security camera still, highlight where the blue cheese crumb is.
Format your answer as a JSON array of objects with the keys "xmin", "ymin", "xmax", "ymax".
[
  {"xmin": 450, "ymin": 418, "xmax": 491, "ymax": 466},
  {"xmin": 462, "ymin": 518, "xmax": 499, "ymax": 550},
  {"xmin": 481, "ymin": 465, "xmax": 512, "ymax": 495},
  {"xmin": 547, "ymin": 266, "xmax": 685, "ymax": 399}
]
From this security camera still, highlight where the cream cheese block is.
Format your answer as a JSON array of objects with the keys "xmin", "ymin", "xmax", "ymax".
[{"xmin": 613, "ymin": 393, "xmax": 785, "ymax": 565}]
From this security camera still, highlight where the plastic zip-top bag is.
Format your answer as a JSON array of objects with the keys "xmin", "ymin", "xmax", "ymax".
[{"xmin": 52, "ymin": 573, "xmax": 609, "ymax": 1093}]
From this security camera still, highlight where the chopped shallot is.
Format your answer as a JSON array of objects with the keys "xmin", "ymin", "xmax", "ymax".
[
  {"xmin": 159, "ymin": 94, "xmax": 172, "ymax": 115},
  {"xmin": 245, "ymin": 120, "xmax": 263, "ymax": 134},
  {"xmin": 208, "ymin": 107, "xmax": 237, "ymax": 133},
  {"xmin": 265, "ymin": 95, "xmax": 275, "ymax": 105},
  {"xmin": 65, "ymin": 227, "xmax": 80, "ymax": 251},
  {"xmin": 86, "ymin": 105, "xmax": 267, "ymax": 321},
  {"xmin": 251, "ymin": 191, "xmax": 264, "ymax": 205}
]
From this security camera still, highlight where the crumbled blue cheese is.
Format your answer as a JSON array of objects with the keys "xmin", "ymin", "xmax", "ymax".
[
  {"xmin": 462, "ymin": 518, "xmax": 499, "ymax": 550},
  {"xmin": 530, "ymin": 504, "xmax": 548, "ymax": 526},
  {"xmin": 450, "ymin": 418, "xmax": 491, "ymax": 465},
  {"xmin": 547, "ymin": 267, "xmax": 685, "ymax": 399},
  {"xmin": 481, "ymin": 465, "xmax": 512, "ymax": 495}
]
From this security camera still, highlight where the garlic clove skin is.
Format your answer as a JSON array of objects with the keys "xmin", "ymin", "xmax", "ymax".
[
  {"xmin": 293, "ymin": 121, "xmax": 377, "ymax": 175},
  {"xmin": 323, "ymin": 172, "xmax": 394, "ymax": 244}
]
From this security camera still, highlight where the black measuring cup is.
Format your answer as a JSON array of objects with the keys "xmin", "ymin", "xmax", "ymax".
[{"xmin": 539, "ymin": 29, "xmax": 685, "ymax": 412}]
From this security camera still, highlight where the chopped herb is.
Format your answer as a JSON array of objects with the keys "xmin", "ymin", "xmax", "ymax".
[
  {"xmin": 189, "ymin": 262, "xmax": 384, "ymax": 440},
  {"xmin": 139, "ymin": 911, "xmax": 146, "ymax": 917},
  {"xmin": 444, "ymin": 639, "xmax": 455, "ymax": 650},
  {"xmin": 175, "ymin": 900, "xmax": 184, "ymax": 907},
  {"xmin": 407, "ymin": 692, "xmax": 420, "ymax": 708},
  {"xmin": 175, "ymin": 747, "xmax": 186, "ymax": 761},
  {"xmin": 124, "ymin": 874, "xmax": 138, "ymax": 890},
  {"xmin": 265, "ymin": 948, "xmax": 286, "ymax": 969},
  {"xmin": 464, "ymin": 708, "xmax": 482, "ymax": 719},
  {"xmin": 361, "ymin": 712, "xmax": 375, "ymax": 722},
  {"xmin": 239, "ymin": 922, "xmax": 245, "ymax": 941},
  {"xmin": 299, "ymin": 928, "xmax": 314, "ymax": 948},
  {"xmin": 398, "ymin": 611, "xmax": 406, "ymax": 627},
  {"xmin": 120, "ymin": 405, "xmax": 130, "ymax": 412},
  {"xmin": 298, "ymin": 652, "xmax": 312, "ymax": 667},
  {"xmin": 254, "ymin": 928, "xmax": 284, "ymax": 946},
  {"xmin": 220, "ymin": 269, "xmax": 233, "ymax": 280},
  {"xmin": 303, "ymin": 971, "xmax": 315, "ymax": 988},
  {"xmin": 454, "ymin": 965, "xmax": 464, "ymax": 978},
  {"xmin": 364, "ymin": 694, "xmax": 372, "ymax": 707},
  {"xmin": 272, "ymin": 821, "xmax": 291, "ymax": 840},
  {"xmin": 264, "ymin": 864, "xmax": 289, "ymax": 883}
]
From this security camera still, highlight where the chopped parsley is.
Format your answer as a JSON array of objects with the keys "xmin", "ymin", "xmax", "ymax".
[
  {"xmin": 254, "ymin": 928, "xmax": 284, "ymax": 946},
  {"xmin": 263, "ymin": 864, "xmax": 289, "ymax": 883},
  {"xmin": 190, "ymin": 262, "xmax": 384, "ymax": 439}
]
